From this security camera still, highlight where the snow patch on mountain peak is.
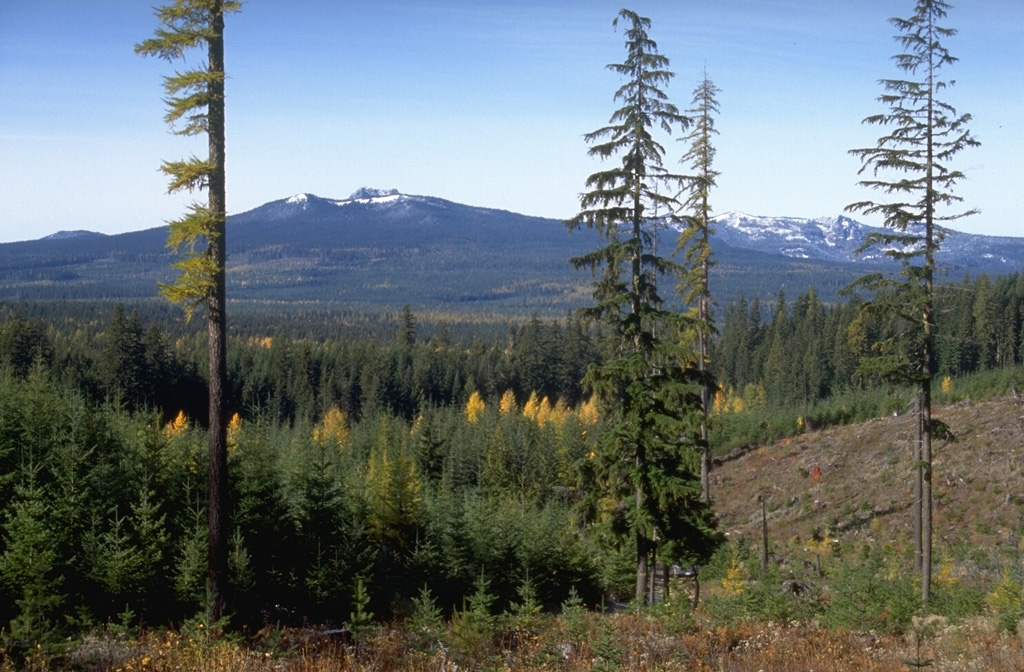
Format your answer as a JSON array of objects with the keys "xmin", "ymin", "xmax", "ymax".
[
  {"xmin": 706, "ymin": 211, "xmax": 875, "ymax": 262},
  {"xmin": 349, "ymin": 187, "xmax": 399, "ymax": 200},
  {"xmin": 335, "ymin": 187, "xmax": 403, "ymax": 207},
  {"xmin": 713, "ymin": 212, "xmax": 818, "ymax": 239}
]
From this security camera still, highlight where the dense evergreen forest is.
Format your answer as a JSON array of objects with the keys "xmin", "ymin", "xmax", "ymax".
[
  {"xmin": 4, "ymin": 271, "xmax": 1019, "ymax": 430},
  {"xmin": 714, "ymin": 272, "xmax": 1024, "ymax": 412},
  {"xmin": 0, "ymin": 270, "xmax": 1020, "ymax": 638}
]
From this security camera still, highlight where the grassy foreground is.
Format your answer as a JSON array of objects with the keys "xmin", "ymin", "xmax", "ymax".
[{"xmin": 4, "ymin": 610, "xmax": 1020, "ymax": 672}]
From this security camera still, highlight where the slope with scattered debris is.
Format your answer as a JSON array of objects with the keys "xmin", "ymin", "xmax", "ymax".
[{"xmin": 712, "ymin": 396, "xmax": 1023, "ymax": 556}]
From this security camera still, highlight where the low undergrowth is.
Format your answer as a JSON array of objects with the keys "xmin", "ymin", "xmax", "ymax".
[{"xmin": 3, "ymin": 610, "xmax": 1020, "ymax": 672}]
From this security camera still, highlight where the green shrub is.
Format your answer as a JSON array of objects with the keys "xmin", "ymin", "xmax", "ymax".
[{"xmin": 822, "ymin": 544, "xmax": 918, "ymax": 634}]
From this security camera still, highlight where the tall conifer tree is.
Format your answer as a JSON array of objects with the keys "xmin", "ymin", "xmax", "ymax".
[
  {"xmin": 136, "ymin": 0, "xmax": 240, "ymax": 622},
  {"xmin": 846, "ymin": 0, "xmax": 977, "ymax": 604},
  {"xmin": 567, "ymin": 9, "xmax": 719, "ymax": 605},
  {"xmin": 677, "ymin": 73, "xmax": 721, "ymax": 503}
]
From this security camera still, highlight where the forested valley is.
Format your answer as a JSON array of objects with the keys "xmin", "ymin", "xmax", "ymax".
[{"xmin": 0, "ymin": 269, "xmax": 1021, "ymax": 644}]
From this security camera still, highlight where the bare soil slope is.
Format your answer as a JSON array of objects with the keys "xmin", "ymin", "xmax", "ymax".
[{"xmin": 712, "ymin": 396, "xmax": 1024, "ymax": 556}]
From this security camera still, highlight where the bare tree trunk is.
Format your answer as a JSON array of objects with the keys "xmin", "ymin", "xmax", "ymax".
[
  {"xmin": 920, "ymin": 15, "xmax": 935, "ymax": 607},
  {"xmin": 921, "ymin": 383, "xmax": 933, "ymax": 604},
  {"xmin": 1015, "ymin": 384, "xmax": 1024, "ymax": 657},
  {"xmin": 648, "ymin": 542, "xmax": 657, "ymax": 604},
  {"xmin": 699, "ymin": 290, "xmax": 711, "ymax": 503},
  {"xmin": 206, "ymin": 0, "xmax": 229, "ymax": 624},
  {"xmin": 1018, "ymin": 273, "xmax": 1024, "ymax": 662},
  {"xmin": 635, "ymin": 522, "xmax": 647, "ymax": 606},
  {"xmin": 914, "ymin": 392, "xmax": 923, "ymax": 573}
]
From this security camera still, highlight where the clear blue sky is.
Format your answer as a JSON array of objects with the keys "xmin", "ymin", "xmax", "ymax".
[{"xmin": 1, "ymin": 1, "xmax": 1021, "ymax": 243}]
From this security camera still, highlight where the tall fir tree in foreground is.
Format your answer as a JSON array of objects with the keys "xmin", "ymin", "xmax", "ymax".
[
  {"xmin": 846, "ymin": 0, "xmax": 977, "ymax": 604},
  {"xmin": 566, "ymin": 8, "xmax": 719, "ymax": 605},
  {"xmin": 677, "ymin": 73, "xmax": 721, "ymax": 503},
  {"xmin": 136, "ymin": 0, "xmax": 241, "ymax": 622}
]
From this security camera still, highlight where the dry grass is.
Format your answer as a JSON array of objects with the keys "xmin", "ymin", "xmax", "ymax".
[{"xmin": 5, "ymin": 613, "xmax": 1014, "ymax": 672}]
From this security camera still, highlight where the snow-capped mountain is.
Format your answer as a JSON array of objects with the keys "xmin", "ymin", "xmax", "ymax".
[
  {"xmin": 707, "ymin": 211, "xmax": 1021, "ymax": 274},
  {"xmin": 283, "ymin": 188, "xmax": 402, "ymax": 210},
  {"xmin": 231, "ymin": 188, "xmax": 433, "ymax": 225},
  {"xmin": 709, "ymin": 212, "xmax": 866, "ymax": 262},
  {"xmin": 243, "ymin": 191, "xmax": 1018, "ymax": 275},
  {"xmin": 1, "ymin": 188, "xmax": 1019, "ymax": 309}
]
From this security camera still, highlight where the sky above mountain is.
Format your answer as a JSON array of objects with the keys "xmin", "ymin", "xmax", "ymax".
[{"xmin": 1, "ymin": 0, "xmax": 1021, "ymax": 244}]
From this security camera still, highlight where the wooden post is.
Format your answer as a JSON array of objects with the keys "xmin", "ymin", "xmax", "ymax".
[{"xmin": 759, "ymin": 493, "xmax": 769, "ymax": 577}]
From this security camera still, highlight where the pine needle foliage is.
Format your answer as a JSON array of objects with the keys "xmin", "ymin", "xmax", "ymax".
[
  {"xmin": 135, "ymin": 0, "xmax": 241, "ymax": 623},
  {"xmin": 845, "ymin": 0, "xmax": 978, "ymax": 605},
  {"xmin": 135, "ymin": 1, "xmax": 239, "ymax": 318},
  {"xmin": 676, "ymin": 73, "xmax": 721, "ymax": 503},
  {"xmin": 566, "ymin": 9, "xmax": 719, "ymax": 605}
]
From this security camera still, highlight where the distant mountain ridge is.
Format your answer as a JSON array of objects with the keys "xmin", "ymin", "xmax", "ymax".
[
  {"xmin": 42, "ymin": 230, "xmax": 108, "ymax": 241},
  {"xmin": 706, "ymin": 211, "xmax": 1021, "ymax": 271},
  {"xmin": 0, "ymin": 188, "xmax": 1019, "ymax": 311},
  {"xmin": 231, "ymin": 189, "xmax": 1020, "ymax": 273}
]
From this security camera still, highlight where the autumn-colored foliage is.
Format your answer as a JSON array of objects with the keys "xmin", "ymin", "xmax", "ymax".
[
  {"xmin": 464, "ymin": 391, "xmax": 486, "ymax": 423},
  {"xmin": 165, "ymin": 410, "xmax": 188, "ymax": 437},
  {"xmin": 498, "ymin": 389, "xmax": 517, "ymax": 415},
  {"xmin": 312, "ymin": 406, "xmax": 350, "ymax": 449}
]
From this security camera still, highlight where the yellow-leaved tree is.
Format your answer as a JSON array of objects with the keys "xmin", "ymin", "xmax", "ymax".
[
  {"xmin": 578, "ymin": 394, "xmax": 600, "ymax": 426},
  {"xmin": 465, "ymin": 391, "xmax": 486, "ymax": 424},
  {"xmin": 165, "ymin": 410, "xmax": 189, "ymax": 437},
  {"xmin": 312, "ymin": 406, "xmax": 350, "ymax": 451},
  {"xmin": 226, "ymin": 412, "xmax": 242, "ymax": 454},
  {"xmin": 498, "ymin": 389, "xmax": 518, "ymax": 415}
]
